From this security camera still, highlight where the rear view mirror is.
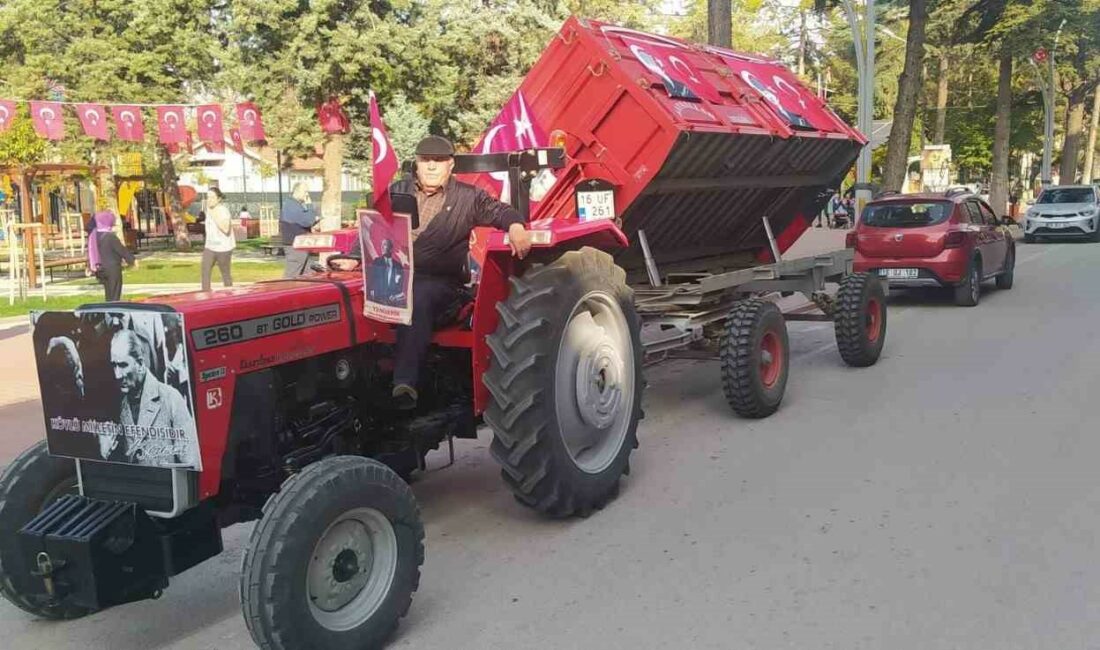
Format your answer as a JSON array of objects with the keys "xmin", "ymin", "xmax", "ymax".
[{"xmin": 391, "ymin": 192, "xmax": 420, "ymax": 230}]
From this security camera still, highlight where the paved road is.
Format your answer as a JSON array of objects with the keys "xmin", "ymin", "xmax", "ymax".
[{"xmin": 3, "ymin": 238, "xmax": 1099, "ymax": 649}]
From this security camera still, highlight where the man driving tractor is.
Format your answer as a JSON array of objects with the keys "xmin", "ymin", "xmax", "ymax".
[{"xmin": 350, "ymin": 135, "xmax": 533, "ymax": 410}]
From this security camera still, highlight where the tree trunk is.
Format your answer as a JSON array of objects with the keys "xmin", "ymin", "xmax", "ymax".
[
  {"xmin": 1060, "ymin": 91, "xmax": 1087, "ymax": 184},
  {"xmin": 882, "ymin": 0, "xmax": 929, "ymax": 192},
  {"xmin": 934, "ymin": 51, "xmax": 949, "ymax": 145},
  {"xmin": 989, "ymin": 52, "xmax": 1012, "ymax": 218},
  {"xmin": 320, "ymin": 132, "xmax": 344, "ymax": 232},
  {"xmin": 157, "ymin": 144, "xmax": 191, "ymax": 251},
  {"xmin": 797, "ymin": 10, "xmax": 807, "ymax": 77},
  {"xmin": 707, "ymin": 0, "xmax": 731, "ymax": 48},
  {"xmin": 1083, "ymin": 84, "xmax": 1100, "ymax": 184}
]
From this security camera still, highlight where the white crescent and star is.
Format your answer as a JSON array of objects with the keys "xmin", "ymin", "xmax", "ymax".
[
  {"xmin": 243, "ymin": 109, "xmax": 258, "ymax": 126},
  {"xmin": 0, "ymin": 105, "xmax": 9, "ymax": 124},
  {"xmin": 773, "ymin": 76, "xmax": 807, "ymax": 110},
  {"xmin": 201, "ymin": 109, "xmax": 218, "ymax": 126},
  {"xmin": 39, "ymin": 107, "xmax": 56, "ymax": 121},
  {"xmin": 119, "ymin": 110, "xmax": 136, "ymax": 125},
  {"xmin": 84, "ymin": 108, "xmax": 100, "ymax": 125},
  {"xmin": 164, "ymin": 111, "xmax": 181, "ymax": 127}
]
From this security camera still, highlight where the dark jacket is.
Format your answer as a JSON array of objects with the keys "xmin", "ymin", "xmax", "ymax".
[
  {"xmin": 96, "ymin": 231, "xmax": 134, "ymax": 271},
  {"xmin": 391, "ymin": 177, "xmax": 522, "ymax": 279}
]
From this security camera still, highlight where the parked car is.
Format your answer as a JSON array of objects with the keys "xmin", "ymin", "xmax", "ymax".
[
  {"xmin": 1023, "ymin": 185, "xmax": 1100, "ymax": 243},
  {"xmin": 849, "ymin": 188, "xmax": 1015, "ymax": 306}
]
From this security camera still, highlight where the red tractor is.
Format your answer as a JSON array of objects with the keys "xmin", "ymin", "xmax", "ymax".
[{"xmin": 0, "ymin": 18, "xmax": 886, "ymax": 649}]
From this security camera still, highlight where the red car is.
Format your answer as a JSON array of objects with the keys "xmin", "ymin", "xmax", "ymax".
[{"xmin": 849, "ymin": 189, "xmax": 1015, "ymax": 306}]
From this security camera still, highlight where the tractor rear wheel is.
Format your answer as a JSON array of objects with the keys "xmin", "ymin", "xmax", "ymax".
[
  {"xmin": 834, "ymin": 272, "xmax": 887, "ymax": 367},
  {"xmin": 0, "ymin": 440, "xmax": 91, "ymax": 620},
  {"xmin": 240, "ymin": 456, "xmax": 424, "ymax": 650},
  {"xmin": 485, "ymin": 247, "xmax": 643, "ymax": 518},
  {"xmin": 720, "ymin": 300, "xmax": 790, "ymax": 418}
]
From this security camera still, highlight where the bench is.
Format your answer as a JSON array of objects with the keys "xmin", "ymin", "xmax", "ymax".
[
  {"xmin": 42, "ymin": 256, "xmax": 87, "ymax": 282},
  {"xmin": 261, "ymin": 243, "xmax": 286, "ymax": 256}
]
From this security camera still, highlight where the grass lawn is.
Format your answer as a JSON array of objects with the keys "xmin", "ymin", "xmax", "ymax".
[
  {"xmin": 0, "ymin": 294, "xmax": 153, "ymax": 319},
  {"xmin": 59, "ymin": 258, "xmax": 284, "ymax": 286}
]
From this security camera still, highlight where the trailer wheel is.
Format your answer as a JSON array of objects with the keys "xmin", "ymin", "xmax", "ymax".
[
  {"xmin": 0, "ymin": 440, "xmax": 91, "ymax": 620},
  {"xmin": 720, "ymin": 300, "xmax": 790, "ymax": 418},
  {"xmin": 835, "ymin": 272, "xmax": 887, "ymax": 367},
  {"xmin": 485, "ymin": 247, "xmax": 643, "ymax": 518},
  {"xmin": 241, "ymin": 456, "xmax": 424, "ymax": 650}
]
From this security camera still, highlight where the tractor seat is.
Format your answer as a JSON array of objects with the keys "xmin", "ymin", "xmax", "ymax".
[
  {"xmin": 430, "ymin": 286, "xmax": 476, "ymax": 349},
  {"xmin": 432, "ymin": 286, "xmax": 476, "ymax": 331}
]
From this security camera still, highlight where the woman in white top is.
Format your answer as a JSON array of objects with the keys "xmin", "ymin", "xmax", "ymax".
[{"xmin": 202, "ymin": 187, "xmax": 236, "ymax": 290}]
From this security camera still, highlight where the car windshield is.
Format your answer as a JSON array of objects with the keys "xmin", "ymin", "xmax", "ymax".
[
  {"xmin": 861, "ymin": 202, "xmax": 951, "ymax": 228},
  {"xmin": 1037, "ymin": 188, "xmax": 1095, "ymax": 204}
]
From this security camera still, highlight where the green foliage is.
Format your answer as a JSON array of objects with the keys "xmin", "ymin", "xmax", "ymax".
[{"xmin": 0, "ymin": 107, "xmax": 46, "ymax": 168}]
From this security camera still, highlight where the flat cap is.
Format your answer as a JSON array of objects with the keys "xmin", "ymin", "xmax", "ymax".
[{"xmin": 414, "ymin": 135, "xmax": 455, "ymax": 157}]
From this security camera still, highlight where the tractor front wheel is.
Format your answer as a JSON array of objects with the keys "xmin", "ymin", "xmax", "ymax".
[
  {"xmin": 485, "ymin": 247, "xmax": 643, "ymax": 518},
  {"xmin": 240, "ymin": 456, "xmax": 424, "ymax": 650},
  {"xmin": 0, "ymin": 440, "xmax": 91, "ymax": 620}
]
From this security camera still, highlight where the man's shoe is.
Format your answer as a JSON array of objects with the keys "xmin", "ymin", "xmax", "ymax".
[{"xmin": 393, "ymin": 384, "xmax": 418, "ymax": 410}]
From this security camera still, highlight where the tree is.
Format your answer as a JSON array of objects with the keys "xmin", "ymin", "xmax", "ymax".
[{"xmin": 881, "ymin": 0, "xmax": 930, "ymax": 192}]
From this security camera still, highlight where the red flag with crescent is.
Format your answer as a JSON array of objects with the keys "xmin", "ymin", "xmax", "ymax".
[
  {"xmin": 30, "ymin": 101, "xmax": 65, "ymax": 140},
  {"xmin": 157, "ymin": 106, "xmax": 187, "ymax": 143},
  {"xmin": 112, "ymin": 105, "xmax": 145, "ymax": 142},
  {"xmin": 236, "ymin": 102, "xmax": 266, "ymax": 142},
  {"xmin": 196, "ymin": 104, "xmax": 224, "ymax": 143},
  {"xmin": 0, "ymin": 100, "xmax": 16, "ymax": 134},
  {"xmin": 229, "ymin": 128, "xmax": 244, "ymax": 153},
  {"xmin": 75, "ymin": 103, "xmax": 109, "ymax": 140},
  {"xmin": 369, "ymin": 92, "xmax": 397, "ymax": 219}
]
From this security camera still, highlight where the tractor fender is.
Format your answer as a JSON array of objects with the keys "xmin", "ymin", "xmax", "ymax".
[{"xmin": 468, "ymin": 218, "xmax": 629, "ymax": 414}]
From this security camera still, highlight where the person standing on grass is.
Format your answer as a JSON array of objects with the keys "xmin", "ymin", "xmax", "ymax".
[
  {"xmin": 87, "ymin": 210, "xmax": 136, "ymax": 302},
  {"xmin": 280, "ymin": 182, "xmax": 318, "ymax": 278},
  {"xmin": 201, "ymin": 187, "xmax": 235, "ymax": 290}
]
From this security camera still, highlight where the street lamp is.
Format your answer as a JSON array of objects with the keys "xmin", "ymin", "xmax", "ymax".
[
  {"xmin": 842, "ymin": 0, "xmax": 875, "ymax": 214},
  {"xmin": 1031, "ymin": 18, "xmax": 1066, "ymax": 188}
]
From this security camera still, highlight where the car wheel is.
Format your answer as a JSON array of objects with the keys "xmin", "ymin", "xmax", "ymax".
[
  {"xmin": 954, "ymin": 257, "xmax": 981, "ymax": 307},
  {"xmin": 996, "ymin": 248, "xmax": 1014, "ymax": 290}
]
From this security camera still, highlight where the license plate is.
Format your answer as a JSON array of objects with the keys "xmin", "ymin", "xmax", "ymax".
[
  {"xmin": 576, "ymin": 189, "xmax": 616, "ymax": 222},
  {"xmin": 1047, "ymin": 222, "xmax": 1067, "ymax": 229},
  {"xmin": 880, "ymin": 268, "xmax": 919, "ymax": 279}
]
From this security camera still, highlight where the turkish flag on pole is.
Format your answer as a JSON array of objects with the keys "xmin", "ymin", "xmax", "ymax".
[
  {"xmin": 369, "ymin": 92, "xmax": 398, "ymax": 219},
  {"xmin": 30, "ymin": 101, "xmax": 65, "ymax": 140},
  {"xmin": 157, "ymin": 106, "xmax": 187, "ymax": 143},
  {"xmin": 229, "ymin": 128, "xmax": 244, "ymax": 153},
  {"xmin": 318, "ymin": 97, "xmax": 350, "ymax": 134},
  {"xmin": 236, "ymin": 102, "xmax": 266, "ymax": 142},
  {"xmin": 0, "ymin": 100, "xmax": 16, "ymax": 134},
  {"xmin": 75, "ymin": 103, "xmax": 109, "ymax": 140},
  {"xmin": 196, "ymin": 104, "xmax": 224, "ymax": 143},
  {"xmin": 112, "ymin": 105, "xmax": 145, "ymax": 142}
]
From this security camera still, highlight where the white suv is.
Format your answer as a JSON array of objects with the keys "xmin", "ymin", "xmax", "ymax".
[{"xmin": 1024, "ymin": 185, "xmax": 1100, "ymax": 243}]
